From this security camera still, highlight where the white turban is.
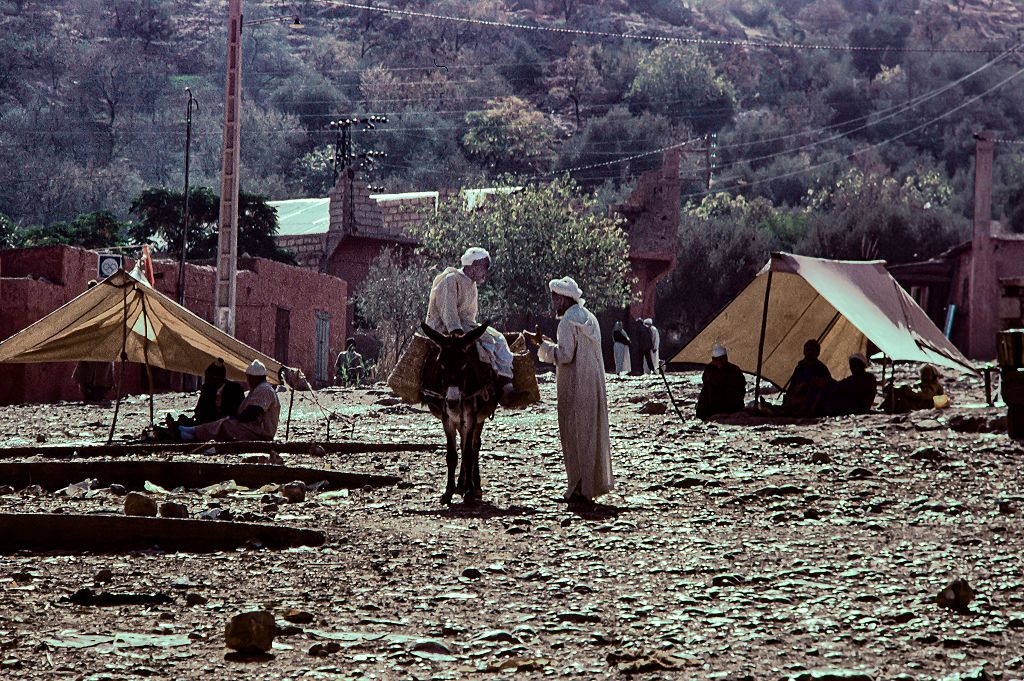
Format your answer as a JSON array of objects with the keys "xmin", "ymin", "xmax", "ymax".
[
  {"xmin": 711, "ymin": 344, "xmax": 727, "ymax": 358},
  {"xmin": 548, "ymin": 276, "xmax": 583, "ymax": 302},
  {"xmin": 245, "ymin": 359, "xmax": 268, "ymax": 376},
  {"xmin": 461, "ymin": 247, "xmax": 490, "ymax": 267},
  {"xmin": 643, "ymin": 318, "xmax": 653, "ymax": 326}
]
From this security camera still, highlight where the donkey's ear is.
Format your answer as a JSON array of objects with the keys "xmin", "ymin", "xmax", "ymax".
[
  {"xmin": 460, "ymin": 320, "xmax": 490, "ymax": 347},
  {"xmin": 421, "ymin": 322, "xmax": 446, "ymax": 346}
]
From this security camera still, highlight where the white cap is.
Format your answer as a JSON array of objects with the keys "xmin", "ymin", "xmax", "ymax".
[
  {"xmin": 245, "ymin": 359, "xmax": 268, "ymax": 376},
  {"xmin": 849, "ymin": 352, "xmax": 868, "ymax": 366},
  {"xmin": 461, "ymin": 247, "xmax": 490, "ymax": 267},
  {"xmin": 711, "ymin": 344, "xmax": 727, "ymax": 358},
  {"xmin": 643, "ymin": 318, "xmax": 653, "ymax": 326},
  {"xmin": 548, "ymin": 276, "xmax": 583, "ymax": 301}
]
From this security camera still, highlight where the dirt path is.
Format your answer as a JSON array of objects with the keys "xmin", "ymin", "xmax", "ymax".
[{"xmin": 0, "ymin": 371, "xmax": 1022, "ymax": 679}]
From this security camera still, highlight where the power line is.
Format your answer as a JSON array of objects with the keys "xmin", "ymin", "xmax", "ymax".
[
  {"xmin": 683, "ymin": 64, "xmax": 1024, "ymax": 201},
  {"xmin": 322, "ymin": 0, "xmax": 1010, "ymax": 55}
]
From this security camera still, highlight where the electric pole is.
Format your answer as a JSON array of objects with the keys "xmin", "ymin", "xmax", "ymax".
[{"xmin": 215, "ymin": 0, "xmax": 243, "ymax": 334}]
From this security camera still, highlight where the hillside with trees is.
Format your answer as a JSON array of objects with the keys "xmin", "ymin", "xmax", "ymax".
[{"xmin": 2, "ymin": 0, "xmax": 1023, "ymax": 335}]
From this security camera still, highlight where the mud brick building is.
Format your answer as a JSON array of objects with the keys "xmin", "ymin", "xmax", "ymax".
[
  {"xmin": 0, "ymin": 245, "xmax": 348, "ymax": 404},
  {"xmin": 889, "ymin": 132, "xmax": 1024, "ymax": 360}
]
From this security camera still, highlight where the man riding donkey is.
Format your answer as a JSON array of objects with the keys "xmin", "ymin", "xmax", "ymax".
[{"xmin": 423, "ymin": 247, "xmax": 525, "ymax": 406}]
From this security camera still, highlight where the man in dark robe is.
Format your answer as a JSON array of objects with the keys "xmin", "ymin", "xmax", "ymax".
[
  {"xmin": 696, "ymin": 344, "xmax": 746, "ymax": 420},
  {"xmin": 820, "ymin": 353, "xmax": 877, "ymax": 416},
  {"xmin": 781, "ymin": 339, "xmax": 833, "ymax": 417}
]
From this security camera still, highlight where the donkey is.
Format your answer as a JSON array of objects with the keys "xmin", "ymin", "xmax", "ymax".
[{"xmin": 419, "ymin": 321, "xmax": 501, "ymax": 504}]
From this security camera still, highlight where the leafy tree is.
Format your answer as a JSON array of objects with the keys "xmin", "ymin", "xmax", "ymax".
[
  {"xmin": 462, "ymin": 97, "xmax": 556, "ymax": 174},
  {"xmin": 110, "ymin": 0, "xmax": 174, "ymax": 52},
  {"xmin": 0, "ymin": 213, "xmax": 22, "ymax": 249},
  {"xmin": 128, "ymin": 187, "xmax": 295, "ymax": 263},
  {"xmin": 16, "ymin": 211, "xmax": 128, "ymax": 250},
  {"xmin": 412, "ymin": 177, "xmax": 633, "ymax": 324},
  {"xmin": 848, "ymin": 15, "xmax": 911, "ymax": 78},
  {"xmin": 626, "ymin": 45, "xmax": 737, "ymax": 133},
  {"xmin": 355, "ymin": 250, "xmax": 436, "ymax": 376},
  {"xmin": 548, "ymin": 43, "xmax": 602, "ymax": 128}
]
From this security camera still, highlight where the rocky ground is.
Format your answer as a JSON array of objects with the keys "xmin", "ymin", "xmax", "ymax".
[{"xmin": 0, "ymin": 368, "xmax": 1022, "ymax": 680}]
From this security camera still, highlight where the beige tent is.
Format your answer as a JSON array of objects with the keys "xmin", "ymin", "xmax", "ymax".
[
  {"xmin": 672, "ymin": 252, "xmax": 976, "ymax": 391},
  {"xmin": 0, "ymin": 270, "xmax": 285, "ymax": 384}
]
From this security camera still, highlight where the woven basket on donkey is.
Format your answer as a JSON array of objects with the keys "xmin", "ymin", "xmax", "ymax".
[{"xmin": 386, "ymin": 332, "xmax": 540, "ymax": 409}]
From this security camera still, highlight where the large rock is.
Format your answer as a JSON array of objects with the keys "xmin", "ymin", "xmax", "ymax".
[
  {"xmin": 159, "ymin": 502, "xmax": 189, "ymax": 519},
  {"xmin": 936, "ymin": 578, "xmax": 975, "ymax": 612},
  {"xmin": 225, "ymin": 611, "xmax": 276, "ymax": 653},
  {"xmin": 123, "ymin": 492, "xmax": 157, "ymax": 517},
  {"xmin": 280, "ymin": 482, "xmax": 306, "ymax": 504}
]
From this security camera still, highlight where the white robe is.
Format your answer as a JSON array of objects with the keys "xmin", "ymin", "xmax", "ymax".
[
  {"xmin": 650, "ymin": 324, "xmax": 660, "ymax": 371},
  {"xmin": 537, "ymin": 303, "xmax": 614, "ymax": 500},
  {"xmin": 424, "ymin": 267, "xmax": 514, "ymax": 378},
  {"xmin": 613, "ymin": 341, "xmax": 631, "ymax": 374}
]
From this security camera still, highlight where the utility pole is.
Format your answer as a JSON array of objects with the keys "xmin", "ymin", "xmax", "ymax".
[
  {"xmin": 215, "ymin": 0, "xmax": 243, "ymax": 334},
  {"xmin": 328, "ymin": 116, "xmax": 387, "ymax": 232},
  {"xmin": 178, "ymin": 88, "xmax": 198, "ymax": 306}
]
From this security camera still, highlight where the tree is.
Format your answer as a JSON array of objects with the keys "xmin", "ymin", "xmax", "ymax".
[
  {"xmin": 412, "ymin": 177, "xmax": 633, "ymax": 324},
  {"xmin": 462, "ymin": 97, "xmax": 556, "ymax": 174},
  {"xmin": 0, "ymin": 213, "xmax": 22, "ymax": 249},
  {"xmin": 16, "ymin": 210, "xmax": 128, "ymax": 250},
  {"xmin": 548, "ymin": 43, "xmax": 601, "ymax": 128},
  {"xmin": 626, "ymin": 45, "xmax": 737, "ymax": 133},
  {"xmin": 128, "ymin": 187, "xmax": 295, "ymax": 263},
  {"xmin": 356, "ymin": 250, "xmax": 435, "ymax": 377}
]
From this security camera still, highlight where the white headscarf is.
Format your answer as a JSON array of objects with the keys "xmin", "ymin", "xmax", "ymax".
[
  {"xmin": 461, "ymin": 247, "xmax": 490, "ymax": 267},
  {"xmin": 548, "ymin": 276, "xmax": 584, "ymax": 304},
  {"xmin": 711, "ymin": 344, "xmax": 727, "ymax": 358},
  {"xmin": 245, "ymin": 359, "xmax": 268, "ymax": 376}
]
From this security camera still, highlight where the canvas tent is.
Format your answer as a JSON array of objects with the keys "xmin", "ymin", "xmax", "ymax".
[
  {"xmin": 0, "ymin": 269, "xmax": 286, "ymax": 384},
  {"xmin": 672, "ymin": 252, "xmax": 977, "ymax": 391}
]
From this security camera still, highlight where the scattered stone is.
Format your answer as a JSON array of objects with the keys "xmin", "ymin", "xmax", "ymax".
[
  {"xmin": 159, "ymin": 502, "xmax": 189, "ymax": 519},
  {"xmin": 810, "ymin": 451, "xmax": 831, "ymax": 464},
  {"xmin": 557, "ymin": 611, "xmax": 601, "ymax": 623},
  {"xmin": 910, "ymin": 446, "xmax": 945, "ymax": 462},
  {"xmin": 638, "ymin": 401, "xmax": 668, "ymax": 415},
  {"xmin": 282, "ymin": 609, "xmax": 314, "ymax": 624},
  {"xmin": 185, "ymin": 593, "xmax": 208, "ymax": 607},
  {"xmin": 461, "ymin": 567, "xmax": 482, "ymax": 579},
  {"xmin": 607, "ymin": 649, "xmax": 691, "ymax": 673},
  {"xmin": 0, "ymin": 485, "xmax": 14, "ymax": 495},
  {"xmin": 308, "ymin": 641, "xmax": 341, "ymax": 657},
  {"xmin": 198, "ymin": 508, "xmax": 232, "ymax": 521},
  {"xmin": 711, "ymin": 574, "xmax": 744, "ymax": 586},
  {"xmin": 787, "ymin": 670, "xmax": 875, "ymax": 681},
  {"xmin": 108, "ymin": 484, "xmax": 127, "ymax": 496},
  {"xmin": 771, "ymin": 435, "xmax": 815, "ymax": 447},
  {"xmin": 225, "ymin": 611, "xmax": 276, "ymax": 653},
  {"xmin": 998, "ymin": 499, "xmax": 1014, "ymax": 515},
  {"xmin": 308, "ymin": 444, "xmax": 326, "ymax": 456},
  {"xmin": 123, "ymin": 492, "xmax": 157, "ymax": 517},
  {"xmin": 94, "ymin": 569, "xmax": 113, "ymax": 583},
  {"xmin": 280, "ymin": 481, "xmax": 307, "ymax": 503},
  {"xmin": 848, "ymin": 467, "xmax": 875, "ymax": 480},
  {"xmin": 936, "ymin": 578, "xmax": 975, "ymax": 612}
]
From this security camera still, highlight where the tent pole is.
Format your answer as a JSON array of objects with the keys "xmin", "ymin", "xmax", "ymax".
[
  {"xmin": 140, "ymin": 297, "xmax": 155, "ymax": 426},
  {"xmin": 754, "ymin": 269, "xmax": 774, "ymax": 405},
  {"xmin": 107, "ymin": 285, "xmax": 131, "ymax": 444},
  {"xmin": 285, "ymin": 381, "xmax": 295, "ymax": 442}
]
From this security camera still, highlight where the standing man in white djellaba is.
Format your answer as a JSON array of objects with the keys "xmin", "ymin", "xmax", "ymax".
[
  {"xmin": 528, "ymin": 277, "xmax": 614, "ymax": 504},
  {"xmin": 425, "ymin": 247, "xmax": 519, "ymax": 405}
]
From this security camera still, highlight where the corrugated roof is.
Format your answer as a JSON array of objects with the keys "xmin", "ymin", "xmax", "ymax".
[{"xmin": 270, "ymin": 198, "xmax": 330, "ymax": 236}]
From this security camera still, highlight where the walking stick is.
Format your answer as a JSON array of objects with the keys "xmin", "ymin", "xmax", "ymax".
[{"xmin": 657, "ymin": 362, "xmax": 686, "ymax": 423}]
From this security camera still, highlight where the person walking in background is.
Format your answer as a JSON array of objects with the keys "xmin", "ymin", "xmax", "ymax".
[
  {"xmin": 634, "ymin": 317, "xmax": 655, "ymax": 374},
  {"xmin": 612, "ymin": 320, "xmax": 631, "ymax": 374},
  {"xmin": 644, "ymin": 318, "xmax": 660, "ymax": 370}
]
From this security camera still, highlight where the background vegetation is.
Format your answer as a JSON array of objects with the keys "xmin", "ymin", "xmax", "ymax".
[{"xmin": 2, "ymin": 0, "xmax": 1023, "ymax": 343}]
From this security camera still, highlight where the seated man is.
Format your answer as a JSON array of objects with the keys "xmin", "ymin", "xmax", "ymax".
[
  {"xmin": 819, "ymin": 353, "xmax": 877, "ymax": 416},
  {"xmin": 881, "ymin": 364, "xmax": 946, "ymax": 413},
  {"xmin": 178, "ymin": 360, "xmax": 281, "ymax": 442},
  {"xmin": 695, "ymin": 344, "xmax": 746, "ymax": 421},
  {"xmin": 191, "ymin": 359, "xmax": 245, "ymax": 424},
  {"xmin": 781, "ymin": 339, "xmax": 833, "ymax": 417},
  {"xmin": 335, "ymin": 338, "xmax": 365, "ymax": 387},
  {"xmin": 424, "ymin": 246, "xmax": 520, "ymax": 405}
]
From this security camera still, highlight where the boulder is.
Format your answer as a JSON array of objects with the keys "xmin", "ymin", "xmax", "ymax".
[{"xmin": 225, "ymin": 611, "xmax": 276, "ymax": 653}]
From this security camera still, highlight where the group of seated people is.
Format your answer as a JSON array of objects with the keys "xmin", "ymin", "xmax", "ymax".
[
  {"xmin": 696, "ymin": 338, "xmax": 946, "ymax": 421},
  {"xmin": 155, "ymin": 358, "xmax": 281, "ymax": 442}
]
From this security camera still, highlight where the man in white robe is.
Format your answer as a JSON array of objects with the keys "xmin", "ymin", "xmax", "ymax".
[
  {"xmin": 529, "ymin": 277, "xmax": 614, "ymax": 503},
  {"xmin": 424, "ymin": 246, "xmax": 517, "ymax": 403},
  {"xmin": 644, "ymin": 318, "xmax": 661, "ymax": 371}
]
